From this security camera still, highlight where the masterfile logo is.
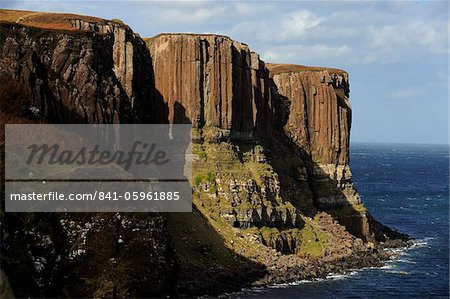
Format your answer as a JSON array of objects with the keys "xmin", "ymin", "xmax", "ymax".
[
  {"xmin": 26, "ymin": 141, "xmax": 170, "ymax": 170},
  {"xmin": 5, "ymin": 124, "xmax": 193, "ymax": 212}
]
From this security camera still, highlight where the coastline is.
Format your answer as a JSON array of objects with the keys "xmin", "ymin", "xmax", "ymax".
[
  {"xmin": 234, "ymin": 240, "xmax": 420, "ymax": 298},
  {"xmin": 216, "ymin": 239, "xmax": 413, "ymax": 298},
  {"xmin": 178, "ymin": 239, "xmax": 412, "ymax": 297},
  {"xmin": 255, "ymin": 239, "xmax": 411, "ymax": 286}
]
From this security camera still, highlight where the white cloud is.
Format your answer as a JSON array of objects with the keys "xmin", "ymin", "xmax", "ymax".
[
  {"xmin": 261, "ymin": 44, "xmax": 350, "ymax": 64},
  {"xmin": 387, "ymin": 79, "xmax": 446, "ymax": 101},
  {"xmin": 4, "ymin": 1, "xmax": 448, "ymax": 66},
  {"xmin": 159, "ymin": 5, "xmax": 227, "ymax": 24},
  {"xmin": 367, "ymin": 20, "xmax": 448, "ymax": 62},
  {"xmin": 387, "ymin": 88, "xmax": 421, "ymax": 100},
  {"xmin": 229, "ymin": 3, "xmax": 448, "ymax": 65},
  {"xmin": 278, "ymin": 10, "xmax": 324, "ymax": 42},
  {"xmin": 233, "ymin": 2, "xmax": 275, "ymax": 16}
]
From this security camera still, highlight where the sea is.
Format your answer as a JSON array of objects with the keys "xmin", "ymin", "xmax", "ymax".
[{"xmin": 238, "ymin": 143, "xmax": 449, "ymax": 298}]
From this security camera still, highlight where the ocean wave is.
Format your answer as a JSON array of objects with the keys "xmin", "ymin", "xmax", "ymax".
[
  {"xmin": 385, "ymin": 237, "xmax": 431, "ymax": 258},
  {"xmin": 326, "ymin": 271, "xmax": 358, "ymax": 280},
  {"xmin": 267, "ymin": 283, "xmax": 289, "ymax": 288},
  {"xmin": 239, "ymin": 286, "xmax": 265, "ymax": 293},
  {"xmin": 383, "ymin": 270, "xmax": 410, "ymax": 275},
  {"xmin": 380, "ymin": 263, "xmax": 394, "ymax": 269},
  {"xmin": 411, "ymin": 237, "xmax": 433, "ymax": 248},
  {"xmin": 396, "ymin": 258, "xmax": 417, "ymax": 264},
  {"xmin": 218, "ymin": 287, "xmax": 267, "ymax": 298},
  {"xmin": 233, "ymin": 237, "xmax": 434, "ymax": 297},
  {"xmin": 381, "ymin": 237, "xmax": 432, "ymax": 271},
  {"xmin": 387, "ymin": 247, "xmax": 408, "ymax": 255},
  {"xmin": 269, "ymin": 278, "xmax": 327, "ymax": 287},
  {"xmin": 259, "ymin": 272, "xmax": 357, "ymax": 291}
]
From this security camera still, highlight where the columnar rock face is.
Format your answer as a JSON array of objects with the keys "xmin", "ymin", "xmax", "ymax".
[
  {"xmin": 146, "ymin": 34, "xmax": 274, "ymax": 139},
  {"xmin": 268, "ymin": 64, "xmax": 351, "ymax": 166},
  {"xmin": 0, "ymin": 10, "xmax": 152, "ymax": 124},
  {"xmin": 268, "ymin": 64, "xmax": 361, "ymax": 208}
]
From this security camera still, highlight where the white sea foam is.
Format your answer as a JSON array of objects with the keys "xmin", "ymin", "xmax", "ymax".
[
  {"xmin": 380, "ymin": 263, "xmax": 394, "ymax": 269},
  {"xmin": 396, "ymin": 258, "xmax": 417, "ymax": 264},
  {"xmin": 380, "ymin": 237, "xmax": 431, "ymax": 272},
  {"xmin": 267, "ymin": 283, "xmax": 288, "ymax": 289},
  {"xmin": 411, "ymin": 237, "xmax": 432, "ymax": 249},
  {"xmin": 232, "ymin": 238, "xmax": 431, "ymax": 297},
  {"xmin": 326, "ymin": 271, "xmax": 358, "ymax": 280},
  {"xmin": 384, "ymin": 270, "xmax": 410, "ymax": 275}
]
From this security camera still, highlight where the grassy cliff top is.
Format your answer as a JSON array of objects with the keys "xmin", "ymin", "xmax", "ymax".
[
  {"xmin": 267, "ymin": 63, "xmax": 348, "ymax": 77},
  {"xmin": 0, "ymin": 9, "xmax": 113, "ymax": 31}
]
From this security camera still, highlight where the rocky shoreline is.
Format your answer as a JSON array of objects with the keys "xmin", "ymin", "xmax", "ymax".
[
  {"xmin": 172, "ymin": 207, "xmax": 411, "ymax": 298},
  {"xmin": 255, "ymin": 239, "xmax": 411, "ymax": 287},
  {"xmin": 189, "ymin": 239, "xmax": 412, "ymax": 298}
]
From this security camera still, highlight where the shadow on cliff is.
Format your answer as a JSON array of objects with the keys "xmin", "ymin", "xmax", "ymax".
[
  {"xmin": 157, "ymin": 56, "xmax": 407, "ymax": 295},
  {"xmin": 166, "ymin": 205, "xmax": 266, "ymax": 296},
  {"xmin": 0, "ymin": 71, "xmax": 180, "ymax": 297},
  {"xmin": 0, "ymin": 46, "xmax": 267, "ymax": 297},
  {"xmin": 152, "ymin": 97, "xmax": 269, "ymax": 295},
  {"xmin": 260, "ymin": 80, "xmax": 409, "ymax": 243}
]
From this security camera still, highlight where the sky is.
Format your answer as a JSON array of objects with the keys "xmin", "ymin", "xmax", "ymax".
[{"xmin": 2, "ymin": 0, "xmax": 449, "ymax": 144}]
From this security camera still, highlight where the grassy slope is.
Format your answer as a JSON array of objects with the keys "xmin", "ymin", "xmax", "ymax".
[
  {"xmin": 0, "ymin": 9, "xmax": 114, "ymax": 32},
  {"xmin": 166, "ymin": 129, "xmax": 354, "ymax": 293},
  {"xmin": 267, "ymin": 63, "xmax": 348, "ymax": 77}
]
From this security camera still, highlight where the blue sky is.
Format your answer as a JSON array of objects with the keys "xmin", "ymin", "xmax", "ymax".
[{"xmin": 2, "ymin": 1, "xmax": 449, "ymax": 144}]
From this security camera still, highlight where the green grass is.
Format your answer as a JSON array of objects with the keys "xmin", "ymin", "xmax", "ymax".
[
  {"xmin": 188, "ymin": 136, "xmax": 334, "ymax": 260},
  {"xmin": 298, "ymin": 218, "xmax": 329, "ymax": 257},
  {"xmin": 192, "ymin": 143, "xmax": 206, "ymax": 160},
  {"xmin": 193, "ymin": 171, "xmax": 216, "ymax": 187}
]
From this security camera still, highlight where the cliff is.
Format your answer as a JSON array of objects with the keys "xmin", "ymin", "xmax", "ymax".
[
  {"xmin": 267, "ymin": 63, "xmax": 366, "ymax": 238},
  {"xmin": 0, "ymin": 9, "xmax": 153, "ymax": 124},
  {"xmin": 268, "ymin": 63, "xmax": 351, "ymax": 174},
  {"xmin": 146, "ymin": 34, "xmax": 367, "ymax": 236},
  {"xmin": 0, "ymin": 10, "xmax": 177, "ymax": 298},
  {"xmin": 145, "ymin": 33, "xmax": 274, "ymax": 139},
  {"xmin": 0, "ymin": 9, "xmax": 408, "ymax": 298}
]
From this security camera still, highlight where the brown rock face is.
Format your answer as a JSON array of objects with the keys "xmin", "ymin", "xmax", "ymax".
[
  {"xmin": 267, "ymin": 63, "xmax": 360, "ymax": 207},
  {"xmin": 0, "ymin": 10, "xmax": 153, "ymax": 124},
  {"xmin": 144, "ymin": 34, "xmax": 367, "ymax": 239},
  {"xmin": 146, "ymin": 34, "xmax": 274, "ymax": 139},
  {"xmin": 268, "ymin": 63, "xmax": 351, "ymax": 166}
]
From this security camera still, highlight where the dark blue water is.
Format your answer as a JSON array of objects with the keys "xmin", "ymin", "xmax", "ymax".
[{"xmin": 239, "ymin": 143, "xmax": 449, "ymax": 298}]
